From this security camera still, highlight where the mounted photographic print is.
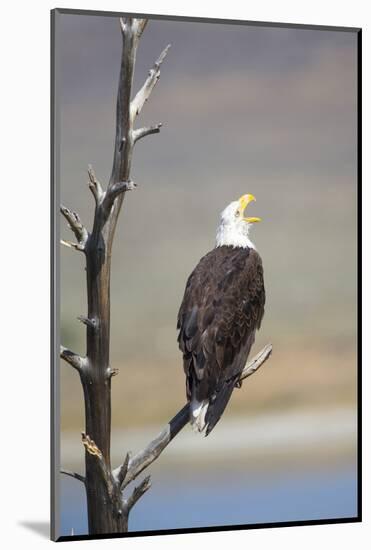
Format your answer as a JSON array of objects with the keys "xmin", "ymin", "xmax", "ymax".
[{"xmin": 51, "ymin": 8, "xmax": 361, "ymax": 542}]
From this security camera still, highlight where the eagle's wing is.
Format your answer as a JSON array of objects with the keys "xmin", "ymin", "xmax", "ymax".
[{"xmin": 177, "ymin": 246, "xmax": 265, "ymax": 435}]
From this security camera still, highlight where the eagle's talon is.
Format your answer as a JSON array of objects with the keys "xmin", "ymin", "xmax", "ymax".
[{"xmin": 235, "ymin": 380, "xmax": 243, "ymax": 389}]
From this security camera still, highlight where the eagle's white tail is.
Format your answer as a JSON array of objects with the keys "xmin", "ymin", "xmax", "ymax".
[{"xmin": 190, "ymin": 399, "xmax": 209, "ymax": 433}]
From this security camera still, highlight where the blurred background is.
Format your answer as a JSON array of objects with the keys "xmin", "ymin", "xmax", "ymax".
[{"xmin": 56, "ymin": 12, "xmax": 358, "ymax": 536}]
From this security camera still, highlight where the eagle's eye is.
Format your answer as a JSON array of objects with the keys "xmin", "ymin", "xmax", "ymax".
[{"xmin": 235, "ymin": 211, "xmax": 240, "ymax": 218}]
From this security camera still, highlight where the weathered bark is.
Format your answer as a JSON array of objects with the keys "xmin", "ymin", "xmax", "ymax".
[
  {"xmin": 78, "ymin": 19, "xmax": 136, "ymax": 534},
  {"xmin": 60, "ymin": 17, "xmax": 171, "ymax": 535},
  {"xmin": 59, "ymin": 16, "xmax": 273, "ymax": 536}
]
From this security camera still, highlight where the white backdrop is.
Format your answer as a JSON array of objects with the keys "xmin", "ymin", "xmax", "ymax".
[{"xmin": 1, "ymin": 0, "xmax": 367, "ymax": 548}]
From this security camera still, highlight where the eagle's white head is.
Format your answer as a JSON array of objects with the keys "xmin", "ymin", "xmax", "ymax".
[{"xmin": 215, "ymin": 194, "xmax": 261, "ymax": 249}]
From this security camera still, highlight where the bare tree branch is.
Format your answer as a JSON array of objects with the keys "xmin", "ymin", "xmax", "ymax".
[
  {"xmin": 61, "ymin": 469, "xmax": 86, "ymax": 485},
  {"xmin": 118, "ymin": 404, "xmax": 188, "ymax": 490},
  {"xmin": 60, "ymin": 346, "xmax": 87, "ymax": 372},
  {"xmin": 87, "ymin": 164, "xmax": 104, "ymax": 205},
  {"xmin": 104, "ymin": 27, "xmax": 171, "ymax": 265},
  {"xmin": 125, "ymin": 476, "xmax": 152, "ymax": 511},
  {"xmin": 109, "ymin": 17, "xmax": 137, "ymax": 187},
  {"xmin": 240, "ymin": 343, "xmax": 273, "ymax": 382},
  {"xmin": 119, "ymin": 17, "xmax": 127, "ymax": 34},
  {"xmin": 131, "ymin": 44, "xmax": 171, "ymax": 119},
  {"xmin": 60, "ymin": 239, "xmax": 84, "ymax": 252},
  {"xmin": 102, "ymin": 180, "xmax": 137, "ymax": 217},
  {"xmin": 133, "ymin": 123, "xmax": 163, "ymax": 143},
  {"xmin": 60, "ymin": 205, "xmax": 88, "ymax": 248},
  {"xmin": 135, "ymin": 18, "xmax": 148, "ymax": 39},
  {"xmin": 106, "ymin": 367, "xmax": 119, "ymax": 380},
  {"xmin": 77, "ymin": 315, "xmax": 98, "ymax": 330},
  {"xmin": 113, "ymin": 343, "xmax": 272, "ymax": 488},
  {"xmin": 117, "ymin": 452, "xmax": 131, "ymax": 488}
]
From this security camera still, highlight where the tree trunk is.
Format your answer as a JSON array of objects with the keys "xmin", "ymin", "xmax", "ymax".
[
  {"xmin": 82, "ymin": 248, "xmax": 118, "ymax": 534},
  {"xmin": 81, "ymin": 20, "xmax": 138, "ymax": 534}
]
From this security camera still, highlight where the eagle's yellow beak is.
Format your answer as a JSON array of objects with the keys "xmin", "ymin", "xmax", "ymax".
[{"xmin": 237, "ymin": 194, "xmax": 261, "ymax": 223}]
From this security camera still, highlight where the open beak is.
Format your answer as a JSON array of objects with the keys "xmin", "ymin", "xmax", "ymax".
[{"xmin": 238, "ymin": 194, "xmax": 261, "ymax": 223}]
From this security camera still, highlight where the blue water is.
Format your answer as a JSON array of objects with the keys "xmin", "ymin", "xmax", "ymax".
[{"xmin": 60, "ymin": 465, "xmax": 357, "ymax": 536}]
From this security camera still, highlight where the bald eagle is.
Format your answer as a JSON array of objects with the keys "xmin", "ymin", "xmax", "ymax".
[{"xmin": 177, "ymin": 194, "xmax": 265, "ymax": 436}]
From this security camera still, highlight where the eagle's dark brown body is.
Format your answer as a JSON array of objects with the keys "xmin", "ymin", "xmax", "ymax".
[{"xmin": 177, "ymin": 245, "xmax": 265, "ymax": 435}]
